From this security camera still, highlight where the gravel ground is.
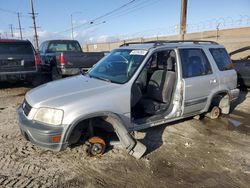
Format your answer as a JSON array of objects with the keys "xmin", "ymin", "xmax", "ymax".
[{"xmin": 0, "ymin": 83, "xmax": 249, "ymax": 188}]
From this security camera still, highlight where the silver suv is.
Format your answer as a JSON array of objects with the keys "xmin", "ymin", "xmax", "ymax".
[{"xmin": 17, "ymin": 40, "xmax": 239, "ymax": 159}]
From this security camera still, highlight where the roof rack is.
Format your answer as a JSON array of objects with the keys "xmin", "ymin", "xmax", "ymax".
[{"xmin": 120, "ymin": 40, "xmax": 218, "ymax": 47}]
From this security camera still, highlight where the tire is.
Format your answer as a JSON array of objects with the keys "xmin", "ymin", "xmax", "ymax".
[{"xmin": 51, "ymin": 67, "xmax": 62, "ymax": 81}]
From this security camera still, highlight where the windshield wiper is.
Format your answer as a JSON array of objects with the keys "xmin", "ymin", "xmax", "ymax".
[{"xmin": 89, "ymin": 75, "xmax": 112, "ymax": 82}]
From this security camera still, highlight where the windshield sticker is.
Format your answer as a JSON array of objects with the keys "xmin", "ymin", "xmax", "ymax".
[{"xmin": 130, "ymin": 50, "xmax": 148, "ymax": 56}]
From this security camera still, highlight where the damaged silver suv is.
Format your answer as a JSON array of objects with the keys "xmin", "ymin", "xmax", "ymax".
[{"xmin": 17, "ymin": 40, "xmax": 239, "ymax": 159}]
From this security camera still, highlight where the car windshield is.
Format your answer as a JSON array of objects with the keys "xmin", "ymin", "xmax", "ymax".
[{"xmin": 88, "ymin": 49, "xmax": 147, "ymax": 84}]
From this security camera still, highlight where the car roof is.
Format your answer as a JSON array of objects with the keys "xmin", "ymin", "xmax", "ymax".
[
  {"xmin": 0, "ymin": 39, "xmax": 31, "ymax": 43},
  {"xmin": 119, "ymin": 40, "xmax": 224, "ymax": 51},
  {"xmin": 43, "ymin": 39, "xmax": 79, "ymax": 43}
]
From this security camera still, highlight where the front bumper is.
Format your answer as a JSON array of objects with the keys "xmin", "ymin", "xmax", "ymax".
[
  {"xmin": 16, "ymin": 106, "xmax": 67, "ymax": 151},
  {"xmin": 229, "ymin": 88, "xmax": 240, "ymax": 102}
]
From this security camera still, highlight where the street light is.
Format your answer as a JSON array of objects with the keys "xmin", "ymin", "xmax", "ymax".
[{"xmin": 70, "ymin": 11, "xmax": 82, "ymax": 39}]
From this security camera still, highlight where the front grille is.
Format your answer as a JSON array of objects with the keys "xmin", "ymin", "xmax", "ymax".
[{"xmin": 22, "ymin": 99, "xmax": 32, "ymax": 116}]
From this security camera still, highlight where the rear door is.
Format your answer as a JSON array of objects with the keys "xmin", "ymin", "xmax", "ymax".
[
  {"xmin": 180, "ymin": 48, "xmax": 219, "ymax": 115},
  {"xmin": 0, "ymin": 41, "xmax": 36, "ymax": 73}
]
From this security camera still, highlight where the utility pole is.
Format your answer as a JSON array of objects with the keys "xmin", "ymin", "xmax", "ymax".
[
  {"xmin": 9, "ymin": 24, "xmax": 14, "ymax": 38},
  {"xmin": 180, "ymin": 0, "xmax": 188, "ymax": 40},
  {"xmin": 29, "ymin": 0, "xmax": 39, "ymax": 50},
  {"xmin": 71, "ymin": 14, "xmax": 74, "ymax": 39},
  {"xmin": 17, "ymin": 12, "xmax": 23, "ymax": 39}
]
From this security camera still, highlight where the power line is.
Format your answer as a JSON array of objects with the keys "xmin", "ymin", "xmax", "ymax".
[
  {"xmin": 91, "ymin": 0, "xmax": 136, "ymax": 22},
  {"xmin": 100, "ymin": 0, "xmax": 161, "ymax": 23},
  {"xmin": 57, "ymin": 0, "xmax": 138, "ymax": 34},
  {"xmin": 0, "ymin": 8, "xmax": 17, "ymax": 14}
]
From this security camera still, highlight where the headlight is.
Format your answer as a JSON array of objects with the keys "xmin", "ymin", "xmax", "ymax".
[{"xmin": 33, "ymin": 108, "xmax": 63, "ymax": 126}]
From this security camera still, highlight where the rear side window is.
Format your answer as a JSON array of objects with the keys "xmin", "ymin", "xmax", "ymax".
[
  {"xmin": 209, "ymin": 48, "xmax": 233, "ymax": 71},
  {"xmin": 179, "ymin": 48, "xmax": 212, "ymax": 78},
  {"xmin": 0, "ymin": 42, "xmax": 33, "ymax": 54}
]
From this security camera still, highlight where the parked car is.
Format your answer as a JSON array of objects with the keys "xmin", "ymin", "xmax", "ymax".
[
  {"xmin": 229, "ymin": 46, "xmax": 250, "ymax": 87},
  {"xmin": 17, "ymin": 40, "xmax": 239, "ymax": 159},
  {"xmin": 0, "ymin": 39, "xmax": 41, "ymax": 85},
  {"xmin": 39, "ymin": 40, "xmax": 105, "ymax": 80}
]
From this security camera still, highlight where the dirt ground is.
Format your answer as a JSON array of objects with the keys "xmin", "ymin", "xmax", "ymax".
[{"xmin": 0, "ymin": 82, "xmax": 249, "ymax": 188}]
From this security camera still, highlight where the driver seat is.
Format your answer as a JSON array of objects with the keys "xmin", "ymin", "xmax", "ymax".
[{"xmin": 141, "ymin": 57, "xmax": 176, "ymax": 115}]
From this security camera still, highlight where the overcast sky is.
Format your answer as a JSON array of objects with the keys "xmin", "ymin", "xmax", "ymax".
[{"xmin": 0, "ymin": 0, "xmax": 249, "ymax": 44}]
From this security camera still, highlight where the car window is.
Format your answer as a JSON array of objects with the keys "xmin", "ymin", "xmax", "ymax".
[
  {"xmin": 0, "ymin": 42, "xmax": 33, "ymax": 54},
  {"xmin": 48, "ymin": 41, "xmax": 81, "ymax": 52},
  {"xmin": 210, "ymin": 48, "xmax": 233, "ymax": 71},
  {"xmin": 39, "ymin": 43, "xmax": 44, "ymax": 53},
  {"xmin": 179, "ymin": 48, "xmax": 212, "ymax": 78}
]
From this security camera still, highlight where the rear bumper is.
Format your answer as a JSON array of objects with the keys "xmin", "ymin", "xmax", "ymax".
[
  {"xmin": 60, "ymin": 67, "xmax": 80, "ymax": 75},
  {"xmin": 16, "ymin": 106, "xmax": 67, "ymax": 151},
  {"xmin": 229, "ymin": 88, "xmax": 240, "ymax": 102},
  {"xmin": 0, "ymin": 67, "xmax": 41, "ymax": 81}
]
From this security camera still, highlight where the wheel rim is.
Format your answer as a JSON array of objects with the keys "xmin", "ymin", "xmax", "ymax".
[{"xmin": 211, "ymin": 107, "xmax": 220, "ymax": 119}]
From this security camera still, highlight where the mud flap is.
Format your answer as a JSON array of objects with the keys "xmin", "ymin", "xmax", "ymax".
[{"xmin": 104, "ymin": 116, "xmax": 147, "ymax": 159}]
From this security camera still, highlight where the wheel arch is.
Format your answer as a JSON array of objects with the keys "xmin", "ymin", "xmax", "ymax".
[
  {"xmin": 62, "ymin": 111, "xmax": 147, "ymax": 159},
  {"xmin": 205, "ymin": 90, "xmax": 230, "ymax": 114}
]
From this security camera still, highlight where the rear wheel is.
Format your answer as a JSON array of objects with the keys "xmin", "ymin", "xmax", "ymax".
[{"xmin": 205, "ymin": 106, "xmax": 221, "ymax": 119}]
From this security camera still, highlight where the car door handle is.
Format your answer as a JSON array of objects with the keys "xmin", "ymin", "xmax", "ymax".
[{"xmin": 210, "ymin": 79, "xmax": 217, "ymax": 84}]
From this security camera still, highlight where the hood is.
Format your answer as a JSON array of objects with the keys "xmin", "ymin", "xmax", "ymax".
[{"xmin": 26, "ymin": 75, "xmax": 118, "ymax": 108}]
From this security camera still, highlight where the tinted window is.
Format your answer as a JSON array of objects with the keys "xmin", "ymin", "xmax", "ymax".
[
  {"xmin": 180, "ymin": 48, "xmax": 212, "ymax": 78},
  {"xmin": 210, "ymin": 48, "xmax": 233, "ymax": 71},
  {"xmin": 48, "ymin": 41, "xmax": 81, "ymax": 52},
  {"xmin": 0, "ymin": 42, "xmax": 33, "ymax": 54}
]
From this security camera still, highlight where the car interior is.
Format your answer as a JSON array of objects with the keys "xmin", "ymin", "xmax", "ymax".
[{"xmin": 131, "ymin": 49, "xmax": 177, "ymax": 122}]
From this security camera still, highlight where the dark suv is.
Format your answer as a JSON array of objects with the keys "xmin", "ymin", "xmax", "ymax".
[{"xmin": 0, "ymin": 39, "xmax": 41, "ymax": 85}]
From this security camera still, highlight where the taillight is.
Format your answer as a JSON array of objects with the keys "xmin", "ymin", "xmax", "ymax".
[
  {"xmin": 60, "ymin": 53, "xmax": 65, "ymax": 65},
  {"xmin": 35, "ymin": 53, "xmax": 40, "ymax": 65}
]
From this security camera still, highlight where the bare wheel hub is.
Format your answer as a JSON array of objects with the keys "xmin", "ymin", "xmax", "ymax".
[{"xmin": 87, "ymin": 137, "xmax": 106, "ymax": 157}]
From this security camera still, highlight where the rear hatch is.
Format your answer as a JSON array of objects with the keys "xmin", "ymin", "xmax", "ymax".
[{"xmin": 0, "ymin": 41, "xmax": 37, "ymax": 73}]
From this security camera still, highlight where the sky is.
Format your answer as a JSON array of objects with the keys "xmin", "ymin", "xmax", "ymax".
[{"xmin": 0, "ymin": 0, "xmax": 250, "ymax": 45}]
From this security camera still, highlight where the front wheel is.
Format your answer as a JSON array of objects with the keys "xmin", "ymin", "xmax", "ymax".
[
  {"xmin": 87, "ymin": 137, "xmax": 106, "ymax": 157},
  {"xmin": 51, "ymin": 67, "xmax": 62, "ymax": 81}
]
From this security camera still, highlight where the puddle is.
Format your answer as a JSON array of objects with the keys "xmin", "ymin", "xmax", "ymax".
[
  {"xmin": 200, "ymin": 110, "xmax": 250, "ymax": 135},
  {"xmin": 227, "ymin": 118, "xmax": 242, "ymax": 127}
]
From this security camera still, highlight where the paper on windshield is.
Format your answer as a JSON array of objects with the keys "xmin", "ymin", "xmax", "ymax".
[{"xmin": 130, "ymin": 50, "xmax": 148, "ymax": 56}]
